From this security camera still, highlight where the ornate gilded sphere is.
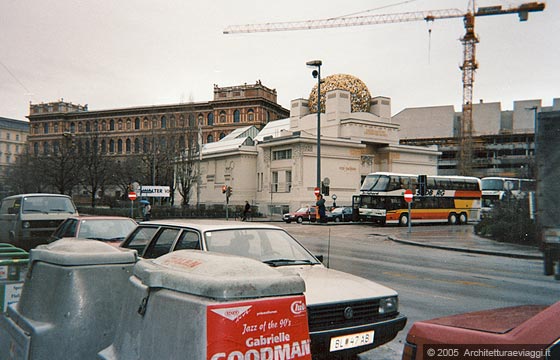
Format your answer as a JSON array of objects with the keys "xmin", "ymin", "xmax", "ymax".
[{"xmin": 308, "ymin": 74, "xmax": 371, "ymax": 113}]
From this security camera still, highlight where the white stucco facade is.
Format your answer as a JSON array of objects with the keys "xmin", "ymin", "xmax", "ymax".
[{"xmin": 185, "ymin": 86, "xmax": 440, "ymax": 214}]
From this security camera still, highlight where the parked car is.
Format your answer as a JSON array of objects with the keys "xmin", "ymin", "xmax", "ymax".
[
  {"xmin": 330, "ymin": 206, "xmax": 353, "ymax": 222},
  {"xmin": 402, "ymin": 301, "xmax": 560, "ymax": 360},
  {"xmin": 0, "ymin": 193, "xmax": 78, "ymax": 250},
  {"xmin": 283, "ymin": 206, "xmax": 332, "ymax": 223},
  {"xmin": 121, "ymin": 219, "xmax": 407, "ymax": 359},
  {"xmin": 49, "ymin": 216, "xmax": 137, "ymax": 247}
]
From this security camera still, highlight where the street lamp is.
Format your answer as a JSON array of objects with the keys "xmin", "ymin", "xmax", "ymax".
[{"xmin": 306, "ymin": 60, "xmax": 322, "ymax": 190}]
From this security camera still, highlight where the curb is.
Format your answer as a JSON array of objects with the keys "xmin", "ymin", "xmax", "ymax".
[{"xmin": 387, "ymin": 236, "xmax": 543, "ymax": 260}]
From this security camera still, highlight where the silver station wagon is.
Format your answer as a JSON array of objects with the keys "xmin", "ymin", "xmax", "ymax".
[{"xmin": 121, "ymin": 219, "xmax": 407, "ymax": 359}]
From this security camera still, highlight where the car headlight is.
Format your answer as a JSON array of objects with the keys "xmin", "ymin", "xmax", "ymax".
[
  {"xmin": 379, "ymin": 296, "xmax": 398, "ymax": 314},
  {"xmin": 23, "ymin": 221, "xmax": 31, "ymax": 229}
]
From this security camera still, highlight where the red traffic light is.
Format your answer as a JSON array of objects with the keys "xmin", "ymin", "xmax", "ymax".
[{"xmin": 222, "ymin": 185, "xmax": 227, "ymax": 194}]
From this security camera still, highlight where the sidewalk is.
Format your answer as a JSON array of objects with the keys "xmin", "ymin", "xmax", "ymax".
[{"xmin": 376, "ymin": 225, "xmax": 542, "ymax": 260}]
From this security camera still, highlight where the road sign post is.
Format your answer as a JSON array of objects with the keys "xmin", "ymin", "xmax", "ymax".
[
  {"xmin": 404, "ymin": 189, "xmax": 413, "ymax": 233},
  {"xmin": 128, "ymin": 192, "xmax": 137, "ymax": 218}
]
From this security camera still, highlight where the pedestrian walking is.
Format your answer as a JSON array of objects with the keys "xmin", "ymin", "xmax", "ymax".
[
  {"xmin": 142, "ymin": 202, "xmax": 151, "ymax": 221},
  {"xmin": 242, "ymin": 200, "xmax": 251, "ymax": 221},
  {"xmin": 316, "ymin": 194, "xmax": 327, "ymax": 223}
]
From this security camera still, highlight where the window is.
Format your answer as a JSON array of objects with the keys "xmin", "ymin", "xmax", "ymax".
[
  {"xmin": 219, "ymin": 111, "xmax": 226, "ymax": 123},
  {"xmin": 118, "ymin": 139, "xmax": 123, "ymax": 153},
  {"xmin": 34, "ymin": 143, "xmax": 39, "ymax": 155},
  {"xmin": 53, "ymin": 124, "xmax": 58, "ymax": 133},
  {"xmin": 272, "ymin": 171, "xmax": 279, "ymax": 193},
  {"xmin": 109, "ymin": 140, "xmax": 115, "ymax": 153},
  {"xmin": 126, "ymin": 138, "xmax": 131, "ymax": 153},
  {"xmin": 110, "ymin": 120, "xmax": 115, "ymax": 131},
  {"xmin": 247, "ymin": 109, "xmax": 254, "ymax": 121},
  {"xmin": 43, "ymin": 142, "xmax": 50, "ymax": 155},
  {"xmin": 126, "ymin": 120, "xmax": 131, "ymax": 130},
  {"xmin": 161, "ymin": 116, "xmax": 167, "ymax": 129},
  {"xmin": 207, "ymin": 134, "xmax": 214, "ymax": 143},
  {"xmin": 175, "ymin": 230, "xmax": 201, "ymax": 250},
  {"xmin": 219, "ymin": 132, "xmax": 226, "ymax": 140},
  {"xmin": 273, "ymin": 149, "xmax": 292, "ymax": 160},
  {"xmin": 43, "ymin": 123, "xmax": 49, "ymax": 134},
  {"xmin": 118, "ymin": 120, "xmax": 123, "ymax": 130},
  {"xmin": 101, "ymin": 140, "xmax": 107, "ymax": 153},
  {"xmin": 188, "ymin": 114, "xmax": 195, "ymax": 128},
  {"xmin": 85, "ymin": 122, "xmax": 91, "ymax": 132},
  {"xmin": 134, "ymin": 138, "xmax": 140, "ymax": 153},
  {"xmin": 233, "ymin": 110, "xmax": 240, "ymax": 123},
  {"xmin": 144, "ymin": 228, "xmax": 180, "ymax": 258},
  {"xmin": 286, "ymin": 171, "xmax": 292, "ymax": 192},
  {"xmin": 135, "ymin": 118, "xmax": 141, "ymax": 129},
  {"xmin": 207, "ymin": 113, "xmax": 214, "ymax": 126}
]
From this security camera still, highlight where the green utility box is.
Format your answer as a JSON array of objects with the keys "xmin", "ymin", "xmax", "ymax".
[{"xmin": 0, "ymin": 244, "xmax": 29, "ymax": 312}]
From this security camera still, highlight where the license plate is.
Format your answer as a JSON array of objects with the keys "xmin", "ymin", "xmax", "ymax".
[{"xmin": 329, "ymin": 330, "xmax": 375, "ymax": 352}]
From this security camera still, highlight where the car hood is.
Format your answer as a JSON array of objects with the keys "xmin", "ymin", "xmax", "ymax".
[
  {"xmin": 276, "ymin": 265, "xmax": 397, "ymax": 305},
  {"xmin": 421, "ymin": 305, "xmax": 549, "ymax": 334}
]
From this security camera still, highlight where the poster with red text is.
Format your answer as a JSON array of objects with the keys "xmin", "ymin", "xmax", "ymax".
[{"xmin": 207, "ymin": 295, "xmax": 311, "ymax": 360}]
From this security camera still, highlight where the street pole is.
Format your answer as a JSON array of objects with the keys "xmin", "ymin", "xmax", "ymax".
[{"xmin": 306, "ymin": 60, "xmax": 322, "ymax": 190}]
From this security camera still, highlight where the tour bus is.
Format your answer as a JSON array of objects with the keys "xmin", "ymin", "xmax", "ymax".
[
  {"xmin": 480, "ymin": 177, "xmax": 536, "ymax": 217},
  {"xmin": 352, "ymin": 172, "xmax": 481, "ymax": 226}
]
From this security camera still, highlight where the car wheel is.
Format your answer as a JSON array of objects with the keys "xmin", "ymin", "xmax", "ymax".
[
  {"xmin": 296, "ymin": 216, "xmax": 303, "ymax": 224},
  {"xmin": 448, "ymin": 213, "xmax": 458, "ymax": 225},
  {"xmin": 399, "ymin": 213, "xmax": 409, "ymax": 227},
  {"xmin": 459, "ymin": 212, "xmax": 468, "ymax": 224},
  {"xmin": 284, "ymin": 220, "xmax": 291, "ymax": 224},
  {"xmin": 334, "ymin": 217, "xmax": 341, "ymax": 223}
]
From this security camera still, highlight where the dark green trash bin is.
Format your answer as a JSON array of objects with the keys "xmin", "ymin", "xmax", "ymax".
[{"xmin": 0, "ymin": 245, "xmax": 29, "ymax": 312}]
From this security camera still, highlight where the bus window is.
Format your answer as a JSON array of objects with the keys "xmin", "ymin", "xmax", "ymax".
[{"xmin": 436, "ymin": 178, "xmax": 451, "ymax": 190}]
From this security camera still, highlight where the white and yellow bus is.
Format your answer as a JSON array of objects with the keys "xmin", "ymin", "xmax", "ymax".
[
  {"xmin": 352, "ymin": 172, "xmax": 481, "ymax": 226},
  {"xmin": 480, "ymin": 177, "xmax": 536, "ymax": 218}
]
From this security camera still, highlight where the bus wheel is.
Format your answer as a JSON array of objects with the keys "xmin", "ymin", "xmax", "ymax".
[
  {"xmin": 399, "ymin": 214, "xmax": 409, "ymax": 227},
  {"xmin": 459, "ymin": 212, "xmax": 468, "ymax": 224},
  {"xmin": 448, "ymin": 213, "xmax": 458, "ymax": 225}
]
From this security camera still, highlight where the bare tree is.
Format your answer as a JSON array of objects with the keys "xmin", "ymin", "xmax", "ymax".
[
  {"xmin": 5, "ymin": 151, "xmax": 45, "ymax": 194},
  {"xmin": 36, "ymin": 134, "xmax": 83, "ymax": 195}
]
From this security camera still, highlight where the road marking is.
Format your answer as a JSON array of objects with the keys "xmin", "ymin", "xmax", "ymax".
[{"xmin": 382, "ymin": 271, "xmax": 497, "ymax": 289}]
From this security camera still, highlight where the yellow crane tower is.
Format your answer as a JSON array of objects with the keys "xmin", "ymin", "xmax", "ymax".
[{"xmin": 224, "ymin": 1, "xmax": 545, "ymax": 176}]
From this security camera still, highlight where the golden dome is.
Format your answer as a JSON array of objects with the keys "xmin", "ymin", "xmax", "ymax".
[{"xmin": 308, "ymin": 74, "xmax": 371, "ymax": 113}]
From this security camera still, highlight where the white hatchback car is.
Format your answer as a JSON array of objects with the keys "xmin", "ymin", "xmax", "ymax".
[{"xmin": 121, "ymin": 219, "xmax": 407, "ymax": 359}]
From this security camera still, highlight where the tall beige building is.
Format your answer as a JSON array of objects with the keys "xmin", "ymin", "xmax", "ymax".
[{"xmin": 0, "ymin": 117, "xmax": 29, "ymax": 196}]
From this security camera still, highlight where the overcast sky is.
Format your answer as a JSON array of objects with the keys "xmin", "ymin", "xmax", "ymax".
[{"xmin": 1, "ymin": 0, "xmax": 558, "ymax": 121}]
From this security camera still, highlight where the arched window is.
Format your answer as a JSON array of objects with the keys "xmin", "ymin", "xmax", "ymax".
[
  {"xmin": 33, "ymin": 142, "xmax": 39, "ymax": 155},
  {"xmin": 118, "ymin": 120, "xmax": 123, "ymax": 130},
  {"xmin": 43, "ymin": 123, "xmax": 49, "ymax": 134},
  {"xmin": 101, "ymin": 140, "xmax": 107, "ymax": 153},
  {"xmin": 152, "ymin": 118, "xmax": 158, "ymax": 128},
  {"xmin": 53, "ymin": 141, "xmax": 59, "ymax": 155},
  {"xmin": 267, "ymin": 111, "xmax": 271, "ymax": 121},
  {"xmin": 126, "ymin": 120, "xmax": 131, "ymax": 130},
  {"xmin": 43, "ymin": 142, "xmax": 50, "ymax": 155},
  {"xmin": 102, "ymin": 121, "xmax": 107, "ymax": 131},
  {"xmin": 144, "ymin": 119, "xmax": 149, "ymax": 129},
  {"xmin": 126, "ymin": 139, "xmax": 131, "ymax": 153},
  {"xmin": 247, "ymin": 109, "xmax": 254, "ymax": 121},
  {"xmin": 85, "ymin": 122, "xmax": 91, "ymax": 132},
  {"xmin": 94, "ymin": 121, "xmax": 99, "ymax": 132},
  {"xmin": 109, "ymin": 140, "xmax": 115, "ymax": 153},
  {"xmin": 135, "ymin": 118, "xmax": 141, "ymax": 130},
  {"xmin": 188, "ymin": 114, "xmax": 195, "ymax": 128},
  {"xmin": 78, "ymin": 122, "xmax": 83, "ymax": 132},
  {"xmin": 219, "ymin": 111, "xmax": 226, "ymax": 123},
  {"xmin": 207, "ymin": 134, "xmax": 214, "ymax": 143},
  {"xmin": 54, "ymin": 123, "xmax": 59, "ymax": 133},
  {"xmin": 110, "ymin": 120, "xmax": 115, "ymax": 131},
  {"xmin": 161, "ymin": 116, "xmax": 167, "ymax": 129},
  {"xmin": 70, "ymin": 122, "xmax": 76, "ymax": 133},
  {"xmin": 134, "ymin": 138, "xmax": 140, "ymax": 153},
  {"xmin": 170, "ymin": 115, "xmax": 176, "ymax": 128},
  {"xmin": 219, "ymin": 132, "xmax": 226, "ymax": 140},
  {"xmin": 179, "ymin": 115, "xmax": 185, "ymax": 127},
  {"xmin": 117, "ymin": 139, "xmax": 123, "ymax": 153},
  {"xmin": 198, "ymin": 114, "xmax": 204, "ymax": 126},
  {"xmin": 233, "ymin": 110, "xmax": 240, "ymax": 123},
  {"xmin": 207, "ymin": 112, "xmax": 214, "ymax": 126}
]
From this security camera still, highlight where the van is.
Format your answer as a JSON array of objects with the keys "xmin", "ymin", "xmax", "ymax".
[{"xmin": 0, "ymin": 193, "xmax": 78, "ymax": 250}]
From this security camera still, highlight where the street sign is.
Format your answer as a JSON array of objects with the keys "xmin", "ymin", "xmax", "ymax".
[
  {"xmin": 128, "ymin": 192, "xmax": 137, "ymax": 201},
  {"xmin": 404, "ymin": 189, "xmax": 413, "ymax": 203},
  {"xmin": 314, "ymin": 187, "xmax": 320, "ymax": 196}
]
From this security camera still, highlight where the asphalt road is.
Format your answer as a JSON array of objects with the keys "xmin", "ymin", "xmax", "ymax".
[{"xmin": 273, "ymin": 222, "xmax": 559, "ymax": 360}]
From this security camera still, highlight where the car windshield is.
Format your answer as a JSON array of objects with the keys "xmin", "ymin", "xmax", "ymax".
[
  {"xmin": 331, "ymin": 208, "xmax": 343, "ymax": 214},
  {"xmin": 295, "ymin": 207, "xmax": 308, "ymax": 213},
  {"xmin": 204, "ymin": 228, "xmax": 320, "ymax": 266},
  {"xmin": 78, "ymin": 219, "xmax": 137, "ymax": 241},
  {"xmin": 22, "ymin": 196, "xmax": 76, "ymax": 214}
]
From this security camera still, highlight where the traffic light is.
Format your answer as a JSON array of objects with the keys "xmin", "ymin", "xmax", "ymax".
[
  {"xmin": 321, "ymin": 182, "xmax": 329, "ymax": 196},
  {"xmin": 222, "ymin": 185, "xmax": 227, "ymax": 194},
  {"xmin": 226, "ymin": 186, "xmax": 232, "ymax": 198},
  {"xmin": 418, "ymin": 175, "xmax": 427, "ymax": 196}
]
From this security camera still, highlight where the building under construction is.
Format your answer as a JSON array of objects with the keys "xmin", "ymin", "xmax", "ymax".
[{"xmin": 393, "ymin": 97, "xmax": 560, "ymax": 178}]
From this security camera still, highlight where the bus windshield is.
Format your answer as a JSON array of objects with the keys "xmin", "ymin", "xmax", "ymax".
[
  {"xmin": 360, "ymin": 175, "xmax": 390, "ymax": 192},
  {"xmin": 481, "ymin": 179, "xmax": 504, "ymax": 191}
]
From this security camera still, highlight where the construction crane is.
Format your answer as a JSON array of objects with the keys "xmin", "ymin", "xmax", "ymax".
[{"xmin": 224, "ymin": 1, "xmax": 545, "ymax": 176}]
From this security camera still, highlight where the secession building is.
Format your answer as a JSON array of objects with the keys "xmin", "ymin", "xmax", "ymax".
[{"xmin": 190, "ymin": 74, "xmax": 440, "ymax": 213}]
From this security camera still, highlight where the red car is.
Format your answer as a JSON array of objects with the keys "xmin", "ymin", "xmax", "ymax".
[
  {"xmin": 402, "ymin": 301, "xmax": 560, "ymax": 360},
  {"xmin": 282, "ymin": 206, "xmax": 331, "ymax": 223}
]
